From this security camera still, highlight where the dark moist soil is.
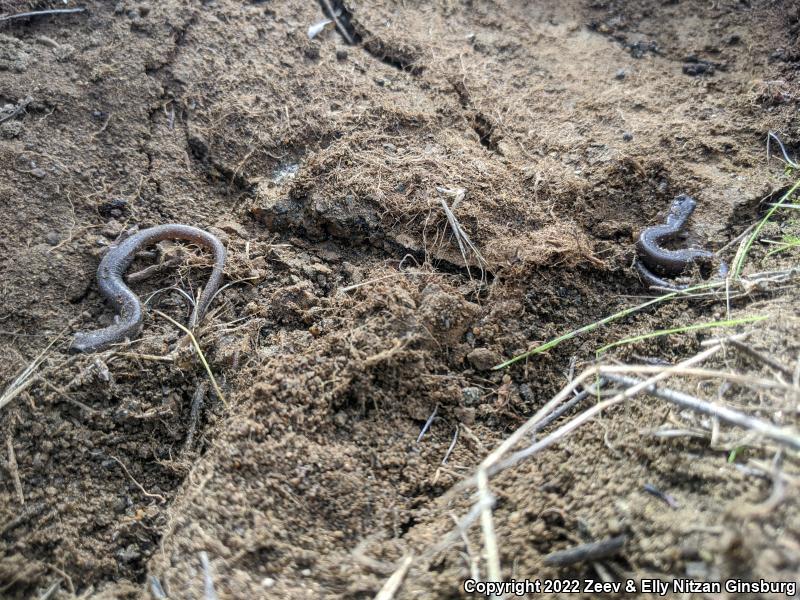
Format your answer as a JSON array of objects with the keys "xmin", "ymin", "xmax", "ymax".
[{"xmin": 1, "ymin": 0, "xmax": 799, "ymax": 598}]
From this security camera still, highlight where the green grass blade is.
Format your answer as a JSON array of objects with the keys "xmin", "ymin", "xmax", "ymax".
[
  {"xmin": 595, "ymin": 315, "xmax": 767, "ymax": 356},
  {"xmin": 731, "ymin": 178, "xmax": 800, "ymax": 278},
  {"xmin": 492, "ymin": 280, "xmax": 723, "ymax": 370}
]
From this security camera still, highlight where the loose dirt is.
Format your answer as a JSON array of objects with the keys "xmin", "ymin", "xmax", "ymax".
[{"xmin": 1, "ymin": 0, "xmax": 799, "ymax": 598}]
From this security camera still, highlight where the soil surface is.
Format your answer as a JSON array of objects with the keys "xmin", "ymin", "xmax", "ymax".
[{"xmin": 1, "ymin": 0, "xmax": 799, "ymax": 598}]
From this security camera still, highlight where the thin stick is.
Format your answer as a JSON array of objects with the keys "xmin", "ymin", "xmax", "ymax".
[
  {"xmin": 183, "ymin": 382, "xmax": 208, "ymax": 453},
  {"xmin": 476, "ymin": 469, "xmax": 501, "ymax": 597},
  {"xmin": 417, "ymin": 404, "xmax": 438, "ymax": 442},
  {"xmin": 6, "ymin": 434, "xmax": 24, "ymax": 504},
  {"xmin": 0, "ymin": 8, "xmax": 86, "ymax": 22},
  {"xmin": 36, "ymin": 582, "xmax": 60, "ymax": 600},
  {"xmin": 154, "ymin": 311, "xmax": 226, "ymax": 407},
  {"xmin": 727, "ymin": 338, "xmax": 794, "ymax": 379},
  {"xmin": 597, "ymin": 365, "xmax": 796, "ymax": 393},
  {"xmin": 601, "ymin": 373, "xmax": 800, "ymax": 451},
  {"xmin": 318, "ymin": 0, "xmax": 355, "ymax": 45},
  {"xmin": 109, "ymin": 455, "xmax": 166, "ymax": 504},
  {"xmin": 451, "ymin": 514, "xmax": 480, "ymax": 581},
  {"xmin": 532, "ymin": 383, "xmax": 602, "ymax": 436},
  {"xmin": 442, "ymin": 426, "xmax": 459, "ymax": 465},
  {"xmin": 1, "ymin": 327, "xmax": 68, "ymax": 412},
  {"xmin": 492, "ymin": 346, "xmax": 722, "ymax": 476},
  {"xmin": 200, "ymin": 552, "xmax": 218, "ymax": 600},
  {"xmin": 543, "ymin": 535, "xmax": 626, "ymax": 567},
  {"xmin": 446, "ymin": 346, "xmax": 720, "ymax": 500},
  {"xmin": 374, "ymin": 555, "xmax": 414, "ymax": 600}
]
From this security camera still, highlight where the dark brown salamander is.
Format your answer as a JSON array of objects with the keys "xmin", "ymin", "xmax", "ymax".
[
  {"xmin": 634, "ymin": 195, "xmax": 727, "ymax": 291},
  {"xmin": 70, "ymin": 224, "xmax": 226, "ymax": 353}
]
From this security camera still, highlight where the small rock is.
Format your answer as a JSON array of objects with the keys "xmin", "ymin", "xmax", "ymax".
[
  {"xmin": 30, "ymin": 167, "xmax": 46, "ymax": 179},
  {"xmin": 462, "ymin": 387, "xmax": 482, "ymax": 406},
  {"xmin": 622, "ymin": 131, "xmax": 633, "ymax": 141},
  {"xmin": 455, "ymin": 406, "xmax": 476, "ymax": 426},
  {"xmin": 614, "ymin": 68, "xmax": 626, "ymax": 80},
  {"xmin": 98, "ymin": 198, "xmax": 128, "ymax": 218},
  {"xmin": 518, "ymin": 383, "xmax": 534, "ymax": 404},
  {"xmin": 1, "ymin": 120, "xmax": 22, "ymax": 138},
  {"xmin": 45, "ymin": 231, "xmax": 61, "ymax": 246},
  {"xmin": 467, "ymin": 347, "xmax": 501, "ymax": 371},
  {"xmin": 682, "ymin": 62, "xmax": 714, "ymax": 76},
  {"xmin": 336, "ymin": 49, "xmax": 348, "ymax": 61},
  {"xmin": 261, "ymin": 577, "xmax": 276, "ymax": 588},
  {"xmin": 101, "ymin": 219, "xmax": 123, "ymax": 239}
]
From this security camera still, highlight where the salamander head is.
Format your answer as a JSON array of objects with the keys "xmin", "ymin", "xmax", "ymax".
[{"xmin": 671, "ymin": 194, "xmax": 696, "ymax": 215}]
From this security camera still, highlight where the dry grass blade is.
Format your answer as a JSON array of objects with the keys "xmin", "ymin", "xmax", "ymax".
[
  {"xmin": 373, "ymin": 555, "xmax": 414, "ymax": 600},
  {"xmin": 476, "ymin": 469, "xmax": 501, "ymax": 597},
  {"xmin": 437, "ymin": 187, "xmax": 487, "ymax": 286},
  {"xmin": 490, "ymin": 345, "xmax": 722, "ymax": 477},
  {"xmin": 447, "ymin": 345, "xmax": 721, "ymax": 498},
  {"xmin": 154, "ymin": 310, "xmax": 227, "ymax": 407},
  {"xmin": 0, "ymin": 8, "xmax": 86, "ymax": 22},
  {"xmin": 601, "ymin": 373, "xmax": 800, "ymax": 451},
  {"xmin": 1, "ymin": 327, "xmax": 68, "ymax": 412}
]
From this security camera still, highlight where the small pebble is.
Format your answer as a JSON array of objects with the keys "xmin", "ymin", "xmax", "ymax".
[
  {"xmin": 683, "ymin": 62, "xmax": 714, "ymax": 76},
  {"xmin": 98, "ymin": 197, "xmax": 128, "ymax": 218},
  {"xmin": 462, "ymin": 387, "xmax": 482, "ymax": 406},
  {"xmin": 336, "ymin": 49, "xmax": 348, "ymax": 61},
  {"xmin": 614, "ymin": 68, "xmax": 626, "ymax": 80},
  {"xmin": 101, "ymin": 219, "xmax": 123, "ymax": 239},
  {"xmin": 622, "ymin": 131, "xmax": 633, "ymax": 141},
  {"xmin": 467, "ymin": 347, "xmax": 501, "ymax": 371},
  {"xmin": 45, "ymin": 231, "xmax": 61, "ymax": 246},
  {"xmin": 30, "ymin": 167, "xmax": 46, "ymax": 178},
  {"xmin": 261, "ymin": 577, "xmax": 276, "ymax": 588}
]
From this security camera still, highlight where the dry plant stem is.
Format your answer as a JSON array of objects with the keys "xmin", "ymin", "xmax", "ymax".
[
  {"xmin": 447, "ymin": 345, "xmax": 721, "ymax": 498},
  {"xmin": 6, "ymin": 434, "xmax": 24, "ymax": 504},
  {"xmin": 318, "ymin": 0, "xmax": 355, "ymax": 45},
  {"xmin": 442, "ymin": 426, "xmax": 459, "ymax": 464},
  {"xmin": 601, "ymin": 374, "xmax": 800, "ymax": 451},
  {"xmin": 0, "ymin": 8, "xmax": 86, "ymax": 22},
  {"xmin": 532, "ymin": 383, "xmax": 602, "ymax": 436},
  {"xmin": 109, "ymin": 455, "xmax": 166, "ymax": 504},
  {"xmin": 451, "ymin": 514, "xmax": 481, "ymax": 581},
  {"xmin": 184, "ymin": 382, "xmax": 208, "ymax": 453},
  {"xmin": 727, "ymin": 338, "xmax": 794, "ymax": 379},
  {"xmin": 37, "ymin": 581, "xmax": 60, "ymax": 600},
  {"xmin": 493, "ymin": 346, "xmax": 721, "ymax": 475},
  {"xmin": 1, "ymin": 327, "xmax": 67, "ymax": 412},
  {"xmin": 543, "ymin": 535, "xmax": 627, "ymax": 567},
  {"xmin": 200, "ymin": 552, "xmax": 218, "ymax": 600},
  {"xmin": 437, "ymin": 187, "xmax": 487, "ymax": 285},
  {"xmin": 477, "ymin": 469, "xmax": 502, "ymax": 597},
  {"xmin": 154, "ymin": 310, "xmax": 227, "ymax": 407},
  {"xmin": 597, "ymin": 365, "xmax": 795, "ymax": 393},
  {"xmin": 373, "ymin": 555, "xmax": 414, "ymax": 600},
  {"xmin": 417, "ymin": 404, "xmax": 438, "ymax": 442}
]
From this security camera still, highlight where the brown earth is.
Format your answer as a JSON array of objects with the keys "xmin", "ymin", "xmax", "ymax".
[{"xmin": 1, "ymin": 0, "xmax": 799, "ymax": 598}]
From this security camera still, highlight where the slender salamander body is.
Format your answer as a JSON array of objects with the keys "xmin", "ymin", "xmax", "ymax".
[
  {"xmin": 634, "ymin": 195, "xmax": 726, "ymax": 290},
  {"xmin": 70, "ymin": 224, "xmax": 226, "ymax": 353},
  {"xmin": 636, "ymin": 195, "xmax": 713, "ymax": 275}
]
